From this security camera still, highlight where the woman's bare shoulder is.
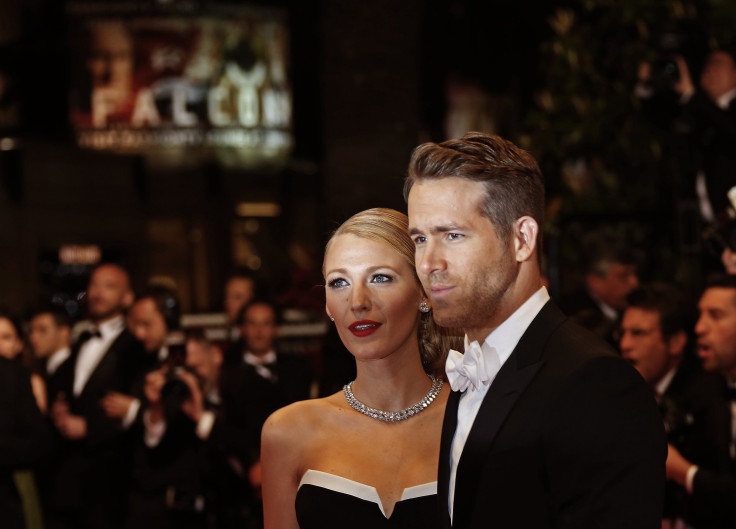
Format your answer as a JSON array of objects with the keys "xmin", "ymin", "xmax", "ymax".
[{"xmin": 263, "ymin": 395, "xmax": 342, "ymax": 445}]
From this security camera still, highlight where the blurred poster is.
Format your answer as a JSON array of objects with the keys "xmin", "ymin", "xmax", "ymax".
[{"xmin": 68, "ymin": 6, "xmax": 292, "ymax": 167}]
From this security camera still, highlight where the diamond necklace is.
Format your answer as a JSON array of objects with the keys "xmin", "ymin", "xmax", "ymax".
[{"xmin": 343, "ymin": 374, "xmax": 443, "ymax": 422}]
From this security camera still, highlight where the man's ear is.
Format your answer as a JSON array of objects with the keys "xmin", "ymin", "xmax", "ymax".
[
  {"xmin": 122, "ymin": 290, "xmax": 135, "ymax": 310},
  {"xmin": 514, "ymin": 216, "xmax": 538, "ymax": 263},
  {"xmin": 667, "ymin": 330, "xmax": 688, "ymax": 357}
]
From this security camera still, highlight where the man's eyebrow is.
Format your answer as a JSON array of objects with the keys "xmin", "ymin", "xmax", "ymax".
[{"xmin": 409, "ymin": 225, "xmax": 462, "ymax": 236}]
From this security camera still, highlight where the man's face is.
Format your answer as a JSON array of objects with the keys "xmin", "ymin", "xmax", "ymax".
[
  {"xmin": 129, "ymin": 298, "xmax": 168, "ymax": 353},
  {"xmin": 185, "ymin": 338, "xmax": 221, "ymax": 384},
  {"xmin": 620, "ymin": 307, "xmax": 677, "ymax": 386},
  {"xmin": 86, "ymin": 265, "xmax": 133, "ymax": 322},
  {"xmin": 242, "ymin": 303, "xmax": 278, "ymax": 356},
  {"xmin": 589, "ymin": 263, "xmax": 639, "ymax": 311},
  {"xmin": 29, "ymin": 313, "xmax": 68, "ymax": 358},
  {"xmin": 224, "ymin": 277, "xmax": 254, "ymax": 324},
  {"xmin": 701, "ymin": 51, "xmax": 736, "ymax": 102},
  {"xmin": 408, "ymin": 177, "xmax": 517, "ymax": 342},
  {"xmin": 696, "ymin": 287, "xmax": 736, "ymax": 378}
]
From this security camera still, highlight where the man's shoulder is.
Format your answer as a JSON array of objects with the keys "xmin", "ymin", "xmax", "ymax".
[{"xmin": 536, "ymin": 310, "xmax": 623, "ymax": 372}]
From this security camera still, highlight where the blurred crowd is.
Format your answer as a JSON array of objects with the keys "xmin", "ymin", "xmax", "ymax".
[{"xmin": 0, "ymin": 264, "xmax": 334, "ymax": 529}]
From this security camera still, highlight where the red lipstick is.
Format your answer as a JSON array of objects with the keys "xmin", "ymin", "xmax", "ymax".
[{"xmin": 348, "ymin": 320, "xmax": 381, "ymax": 337}]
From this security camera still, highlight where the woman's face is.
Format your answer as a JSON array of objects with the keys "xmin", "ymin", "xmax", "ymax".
[
  {"xmin": 324, "ymin": 234, "xmax": 424, "ymax": 363},
  {"xmin": 0, "ymin": 318, "xmax": 23, "ymax": 359}
]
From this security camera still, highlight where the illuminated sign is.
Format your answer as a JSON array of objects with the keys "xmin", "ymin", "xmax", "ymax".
[
  {"xmin": 58, "ymin": 244, "xmax": 102, "ymax": 265},
  {"xmin": 68, "ymin": 7, "xmax": 292, "ymax": 167}
]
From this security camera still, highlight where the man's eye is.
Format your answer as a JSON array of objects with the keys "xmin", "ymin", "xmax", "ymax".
[
  {"xmin": 447, "ymin": 233, "xmax": 463, "ymax": 241},
  {"xmin": 412, "ymin": 236, "xmax": 426, "ymax": 245},
  {"xmin": 327, "ymin": 278, "xmax": 348, "ymax": 288}
]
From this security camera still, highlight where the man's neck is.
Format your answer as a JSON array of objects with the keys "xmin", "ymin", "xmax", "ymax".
[{"xmin": 91, "ymin": 313, "xmax": 124, "ymax": 327}]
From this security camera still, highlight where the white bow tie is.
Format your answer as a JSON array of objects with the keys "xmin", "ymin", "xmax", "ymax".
[{"xmin": 445, "ymin": 341, "xmax": 501, "ymax": 392}]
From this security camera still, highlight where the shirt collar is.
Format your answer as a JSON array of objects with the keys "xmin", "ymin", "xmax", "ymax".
[
  {"xmin": 717, "ymin": 88, "xmax": 736, "ymax": 110},
  {"xmin": 468, "ymin": 286, "xmax": 551, "ymax": 366},
  {"xmin": 47, "ymin": 347, "xmax": 71, "ymax": 375},
  {"xmin": 655, "ymin": 366, "xmax": 678, "ymax": 396},
  {"xmin": 97, "ymin": 315, "xmax": 125, "ymax": 339},
  {"xmin": 244, "ymin": 350, "xmax": 277, "ymax": 366},
  {"xmin": 588, "ymin": 290, "xmax": 618, "ymax": 321}
]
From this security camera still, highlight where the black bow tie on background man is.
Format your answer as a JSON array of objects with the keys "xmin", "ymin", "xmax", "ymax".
[{"xmin": 77, "ymin": 328, "xmax": 102, "ymax": 346}]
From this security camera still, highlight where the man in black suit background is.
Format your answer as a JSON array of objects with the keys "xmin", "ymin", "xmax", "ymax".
[
  {"xmin": 226, "ymin": 300, "xmax": 315, "ymax": 500},
  {"xmin": 28, "ymin": 307, "xmax": 72, "ymax": 386},
  {"xmin": 562, "ymin": 229, "xmax": 641, "ymax": 346},
  {"xmin": 405, "ymin": 132, "xmax": 666, "ymax": 528},
  {"xmin": 666, "ymin": 274, "xmax": 736, "ymax": 528},
  {"xmin": 674, "ymin": 48, "xmax": 736, "ymax": 224},
  {"xmin": 620, "ymin": 283, "xmax": 726, "ymax": 527},
  {"xmin": 44, "ymin": 263, "xmax": 146, "ymax": 529}
]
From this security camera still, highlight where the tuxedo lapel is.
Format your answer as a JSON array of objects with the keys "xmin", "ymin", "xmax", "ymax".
[
  {"xmin": 451, "ymin": 301, "xmax": 566, "ymax": 528},
  {"xmin": 438, "ymin": 389, "xmax": 460, "ymax": 529},
  {"xmin": 452, "ymin": 357, "xmax": 544, "ymax": 528}
]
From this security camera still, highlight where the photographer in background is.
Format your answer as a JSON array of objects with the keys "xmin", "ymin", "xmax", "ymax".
[
  {"xmin": 639, "ymin": 47, "xmax": 736, "ymax": 266},
  {"xmin": 619, "ymin": 283, "xmax": 726, "ymax": 528},
  {"xmin": 101, "ymin": 284, "xmax": 182, "ymax": 428},
  {"xmin": 127, "ymin": 329, "xmax": 260, "ymax": 529}
]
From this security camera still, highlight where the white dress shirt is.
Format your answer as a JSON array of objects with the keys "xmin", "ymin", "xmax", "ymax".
[
  {"xmin": 244, "ymin": 350, "xmax": 277, "ymax": 381},
  {"xmin": 73, "ymin": 316, "xmax": 125, "ymax": 397},
  {"xmin": 46, "ymin": 347, "xmax": 71, "ymax": 376},
  {"xmin": 448, "ymin": 286, "xmax": 550, "ymax": 521}
]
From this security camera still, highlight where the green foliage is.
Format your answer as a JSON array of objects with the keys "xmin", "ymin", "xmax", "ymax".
[{"xmin": 522, "ymin": 0, "xmax": 736, "ymax": 217}]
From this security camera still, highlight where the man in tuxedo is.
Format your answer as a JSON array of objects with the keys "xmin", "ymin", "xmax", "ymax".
[
  {"xmin": 44, "ymin": 263, "xmax": 147, "ymax": 529},
  {"xmin": 405, "ymin": 132, "xmax": 666, "ymax": 528},
  {"xmin": 562, "ymin": 230, "xmax": 640, "ymax": 346},
  {"xmin": 29, "ymin": 307, "xmax": 72, "ymax": 382},
  {"xmin": 665, "ymin": 274, "xmax": 736, "ymax": 528},
  {"xmin": 620, "ymin": 283, "xmax": 726, "ymax": 526},
  {"xmin": 674, "ymin": 48, "xmax": 736, "ymax": 224},
  {"xmin": 101, "ymin": 284, "xmax": 182, "ymax": 426}
]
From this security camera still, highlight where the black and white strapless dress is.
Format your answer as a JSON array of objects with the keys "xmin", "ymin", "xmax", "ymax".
[{"xmin": 295, "ymin": 469, "xmax": 439, "ymax": 529}]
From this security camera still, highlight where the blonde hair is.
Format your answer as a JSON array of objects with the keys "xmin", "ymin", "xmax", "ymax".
[{"xmin": 324, "ymin": 208, "xmax": 462, "ymax": 375}]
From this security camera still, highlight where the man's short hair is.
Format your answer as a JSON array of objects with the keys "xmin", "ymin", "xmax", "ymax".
[
  {"xmin": 703, "ymin": 273, "xmax": 736, "ymax": 308},
  {"xmin": 625, "ymin": 283, "xmax": 696, "ymax": 342},
  {"xmin": 30, "ymin": 306, "xmax": 72, "ymax": 329},
  {"xmin": 581, "ymin": 229, "xmax": 641, "ymax": 276},
  {"xmin": 235, "ymin": 298, "xmax": 280, "ymax": 326},
  {"xmin": 138, "ymin": 285, "xmax": 181, "ymax": 331},
  {"xmin": 404, "ymin": 132, "xmax": 545, "ymax": 251}
]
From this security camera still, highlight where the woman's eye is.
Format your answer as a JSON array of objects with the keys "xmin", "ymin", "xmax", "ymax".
[
  {"xmin": 371, "ymin": 274, "xmax": 392, "ymax": 284},
  {"xmin": 327, "ymin": 278, "xmax": 348, "ymax": 288}
]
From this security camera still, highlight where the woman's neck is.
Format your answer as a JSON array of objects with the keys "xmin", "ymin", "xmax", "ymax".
[{"xmin": 351, "ymin": 354, "xmax": 433, "ymax": 412}]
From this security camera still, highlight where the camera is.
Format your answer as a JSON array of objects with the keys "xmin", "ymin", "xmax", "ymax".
[
  {"xmin": 160, "ymin": 366, "xmax": 194, "ymax": 421},
  {"xmin": 647, "ymin": 56, "xmax": 680, "ymax": 93}
]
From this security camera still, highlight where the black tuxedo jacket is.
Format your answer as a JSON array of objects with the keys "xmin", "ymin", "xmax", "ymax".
[
  {"xmin": 657, "ymin": 358, "xmax": 727, "ymax": 523},
  {"xmin": 43, "ymin": 328, "xmax": 147, "ymax": 524},
  {"xmin": 681, "ymin": 92, "xmax": 736, "ymax": 216},
  {"xmin": 685, "ymin": 378, "xmax": 736, "ymax": 529},
  {"xmin": 438, "ymin": 301, "xmax": 666, "ymax": 529}
]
